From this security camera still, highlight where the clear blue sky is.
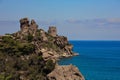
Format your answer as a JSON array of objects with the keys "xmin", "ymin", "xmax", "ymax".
[{"xmin": 0, "ymin": 0, "xmax": 120, "ymax": 40}]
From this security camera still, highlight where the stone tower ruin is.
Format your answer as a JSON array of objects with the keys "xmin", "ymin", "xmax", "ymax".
[
  {"xmin": 48, "ymin": 26, "xmax": 57, "ymax": 37},
  {"xmin": 19, "ymin": 18, "xmax": 38, "ymax": 36},
  {"xmin": 20, "ymin": 18, "xmax": 29, "ymax": 36}
]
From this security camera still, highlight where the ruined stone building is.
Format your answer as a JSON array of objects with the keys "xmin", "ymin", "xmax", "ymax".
[
  {"xmin": 48, "ymin": 26, "xmax": 57, "ymax": 37},
  {"xmin": 19, "ymin": 18, "xmax": 38, "ymax": 37},
  {"xmin": 20, "ymin": 18, "xmax": 29, "ymax": 36}
]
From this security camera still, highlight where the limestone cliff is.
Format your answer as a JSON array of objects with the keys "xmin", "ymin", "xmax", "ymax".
[
  {"xmin": 47, "ymin": 64, "xmax": 85, "ymax": 80},
  {"xmin": 0, "ymin": 18, "xmax": 84, "ymax": 80},
  {"xmin": 14, "ymin": 18, "xmax": 77, "ymax": 60}
]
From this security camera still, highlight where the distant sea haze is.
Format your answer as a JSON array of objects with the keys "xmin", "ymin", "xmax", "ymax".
[
  {"xmin": 0, "ymin": 20, "xmax": 120, "ymax": 40},
  {"xmin": 59, "ymin": 41, "xmax": 120, "ymax": 80}
]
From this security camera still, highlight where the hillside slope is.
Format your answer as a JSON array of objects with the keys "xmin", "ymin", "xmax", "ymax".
[{"xmin": 0, "ymin": 18, "xmax": 84, "ymax": 80}]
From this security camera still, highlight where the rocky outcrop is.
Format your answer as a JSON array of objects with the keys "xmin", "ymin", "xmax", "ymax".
[
  {"xmin": 19, "ymin": 18, "xmax": 38, "ymax": 39},
  {"xmin": 1, "ymin": 18, "xmax": 84, "ymax": 80},
  {"xmin": 54, "ymin": 36, "xmax": 74, "ymax": 56},
  {"xmin": 39, "ymin": 29, "xmax": 48, "ymax": 41},
  {"xmin": 20, "ymin": 18, "xmax": 29, "ymax": 36},
  {"xmin": 10, "ymin": 17, "xmax": 79, "ymax": 60},
  {"xmin": 29, "ymin": 19, "xmax": 38, "ymax": 36},
  {"xmin": 47, "ymin": 64, "xmax": 85, "ymax": 80}
]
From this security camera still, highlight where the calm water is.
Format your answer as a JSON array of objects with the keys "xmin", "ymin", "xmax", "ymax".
[{"xmin": 58, "ymin": 41, "xmax": 120, "ymax": 80}]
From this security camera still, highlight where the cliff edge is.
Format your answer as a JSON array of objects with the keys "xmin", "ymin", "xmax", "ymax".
[
  {"xmin": 47, "ymin": 64, "xmax": 84, "ymax": 80},
  {"xmin": 0, "ymin": 18, "xmax": 84, "ymax": 80}
]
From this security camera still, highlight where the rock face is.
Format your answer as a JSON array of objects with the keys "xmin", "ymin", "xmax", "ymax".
[
  {"xmin": 19, "ymin": 18, "xmax": 38, "ymax": 38},
  {"xmin": 47, "ymin": 64, "xmax": 85, "ymax": 80},
  {"xmin": 17, "ymin": 18, "xmax": 78, "ymax": 59},
  {"xmin": 29, "ymin": 19, "xmax": 38, "ymax": 36},
  {"xmin": 20, "ymin": 18, "xmax": 29, "ymax": 36},
  {"xmin": 40, "ymin": 29, "xmax": 48, "ymax": 41},
  {"xmin": 0, "ymin": 18, "xmax": 84, "ymax": 80},
  {"xmin": 54, "ymin": 36, "xmax": 74, "ymax": 56}
]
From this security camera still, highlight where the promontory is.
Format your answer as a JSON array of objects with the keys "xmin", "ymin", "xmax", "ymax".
[{"xmin": 0, "ymin": 18, "xmax": 84, "ymax": 80}]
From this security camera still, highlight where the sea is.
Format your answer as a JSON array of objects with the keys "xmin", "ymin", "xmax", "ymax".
[{"xmin": 58, "ymin": 41, "xmax": 120, "ymax": 80}]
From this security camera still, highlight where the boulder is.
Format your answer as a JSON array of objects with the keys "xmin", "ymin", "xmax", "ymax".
[{"xmin": 47, "ymin": 64, "xmax": 85, "ymax": 80}]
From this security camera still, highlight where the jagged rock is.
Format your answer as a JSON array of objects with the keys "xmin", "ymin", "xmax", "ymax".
[
  {"xmin": 41, "ymin": 48, "xmax": 59, "ymax": 62},
  {"xmin": 40, "ymin": 29, "xmax": 48, "ymax": 41},
  {"xmin": 19, "ymin": 18, "xmax": 38, "ymax": 38},
  {"xmin": 54, "ymin": 36, "xmax": 68, "ymax": 48},
  {"xmin": 20, "ymin": 18, "xmax": 29, "ymax": 36},
  {"xmin": 47, "ymin": 64, "xmax": 85, "ymax": 80},
  {"xmin": 20, "ymin": 18, "xmax": 29, "ymax": 29},
  {"xmin": 54, "ymin": 36, "xmax": 74, "ymax": 55},
  {"xmin": 0, "ymin": 18, "xmax": 84, "ymax": 80},
  {"xmin": 48, "ymin": 26, "xmax": 57, "ymax": 37},
  {"xmin": 29, "ymin": 19, "xmax": 38, "ymax": 36}
]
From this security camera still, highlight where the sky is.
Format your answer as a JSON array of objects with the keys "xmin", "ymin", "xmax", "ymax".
[{"xmin": 0, "ymin": 0, "xmax": 120, "ymax": 40}]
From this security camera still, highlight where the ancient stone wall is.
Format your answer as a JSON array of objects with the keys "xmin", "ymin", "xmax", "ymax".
[
  {"xmin": 19, "ymin": 18, "xmax": 38, "ymax": 37},
  {"xmin": 20, "ymin": 18, "xmax": 29, "ymax": 36},
  {"xmin": 48, "ymin": 26, "xmax": 57, "ymax": 37}
]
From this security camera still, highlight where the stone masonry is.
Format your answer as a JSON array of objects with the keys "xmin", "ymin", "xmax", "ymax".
[
  {"xmin": 48, "ymin": 26, "xmax": 57, "ymax": 37},
  {"xmin": 19, "ymin": 18, "xmax": 38, "ymax": 37}
]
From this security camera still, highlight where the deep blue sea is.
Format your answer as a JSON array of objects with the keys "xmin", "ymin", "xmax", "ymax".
[{"xmin": 58, "ymin": 41, "xmax": 120, "ymax": 80}]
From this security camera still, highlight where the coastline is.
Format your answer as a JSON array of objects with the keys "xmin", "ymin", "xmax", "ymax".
[
  {"xmin": 59, "ymin": 41, "xmax": 120, "ymax": 80},
  {"xmin": 0, "ymin": 18, "xmax": 85, "ymax": 80}
]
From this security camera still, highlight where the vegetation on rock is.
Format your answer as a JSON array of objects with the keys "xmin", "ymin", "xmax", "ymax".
[{"xmin": 0, "ymin": 18, "xmax": 83, "ymax": 80}]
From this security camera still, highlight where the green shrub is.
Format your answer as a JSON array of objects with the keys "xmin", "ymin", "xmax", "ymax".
[
  {"xmin": 19, "ymin": 43, "xmax": 35, "ymax": 55},
  {"xmin": 43, "ymin": 59, "xmax": 55, "ymax": 74},
  {"xmin": 0, "ymin": 36, "xmax": 35, "ymax": 56},
  {"xmin": 27, "ymin": 34, "xmax": 33, "ymax": 42}
]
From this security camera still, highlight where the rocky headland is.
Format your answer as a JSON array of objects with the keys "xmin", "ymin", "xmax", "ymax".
[{"xmin": 0, "ymin": 18, "xmax": 84, "ymax": 80}]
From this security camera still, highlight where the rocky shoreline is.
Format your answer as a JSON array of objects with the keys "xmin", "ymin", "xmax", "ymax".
[
  {"xmin": 0, "ymin": 18, "xmax": 84, "ymax": 80},
  {"xmin": 47, "ymin": 64, "xmax": 85, "ymax": 80}
]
